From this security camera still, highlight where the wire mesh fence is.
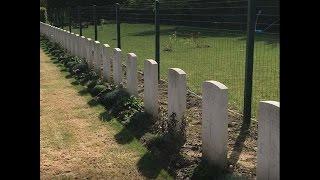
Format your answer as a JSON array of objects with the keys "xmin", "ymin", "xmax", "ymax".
[
  {"xmin": 54, "ymin": 0, "xmax": 279, "ymax": 118},
  {"xmin": 118, "ymin": 4, "xmax": 155, "ymax": 72}
]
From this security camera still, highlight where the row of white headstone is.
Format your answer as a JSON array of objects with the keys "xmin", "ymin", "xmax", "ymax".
[{"xmin": 40, "ymin": 22, "xmax": 279, "ymax": 180}]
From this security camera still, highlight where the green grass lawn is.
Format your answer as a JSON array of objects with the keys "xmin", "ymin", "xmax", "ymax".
[{"xmin": 66, "ymin": 22, "xmax": 279, "ymax": 118}]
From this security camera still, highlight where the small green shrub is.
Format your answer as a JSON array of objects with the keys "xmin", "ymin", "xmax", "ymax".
[
  {"xmin": 90, "ymin": 84, "xmax": 106, "ymax": 96},
  {"xmin": 51, "ymin": 49, "xmax": 64, "ymax": 57},
  {"xmin": 125, "ymin": 111, "xmax": 152, "ymax": 130},
  {"xmin": 66, "ymin": 61, "xmax": 77, "ymax": 69},
  {"xmin": 99, "ymin": 89, "xmax": 129, "ymax": 108},
  {"xmin": 87, "ymin": 79, "xmax": 103, "ymax": 89},
  {"xmin": 75, "ymin": 63, "xmax": 87, "ymax": 71},
  {"xmin": 163, "ymin": 31, "xmax": 177, "ymax": 52},
  {"xmin": 78, "ymin": 77, "xmax": 89, "ymax": 85}
]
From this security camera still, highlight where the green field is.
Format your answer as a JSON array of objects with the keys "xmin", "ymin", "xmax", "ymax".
[{"xmin": 66, "ymin": 22, "xmax": 279, "ymax": 118}]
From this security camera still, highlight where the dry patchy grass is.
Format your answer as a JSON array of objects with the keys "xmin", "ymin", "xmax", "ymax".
[{"xmin": 40, "ymin": 49, "xmax": 146, "ymax": 179}]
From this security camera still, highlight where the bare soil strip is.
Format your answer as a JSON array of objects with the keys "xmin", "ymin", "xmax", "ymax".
[{"xmin": 135, "ymin": 69, "xmax": 258, "ymax": 179}]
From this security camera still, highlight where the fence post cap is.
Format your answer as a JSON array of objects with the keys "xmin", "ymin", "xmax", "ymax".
[{"xmin": 103, "ymin": 44, "xmax": 110, "ymax": 48}]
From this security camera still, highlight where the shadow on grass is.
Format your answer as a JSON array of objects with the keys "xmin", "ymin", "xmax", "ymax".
[
  {"xmin": 135, "ymin": 132, "xmax": 186, "ymax": 178},
  {"xmin": 56, "ymin": 64, "xmax": 64, "ymax": 68},
  {"xmin": 114, "ymin": 112, "xmax": 153, "ymax": 144},
  {"xmin": 114, "ymin": 128, "xmax": 135, "ymax": 144},
  {"xmin": 99, "ymin": 111, "xmax": 114, "ymax": 122},
  {"xmin": 78, "ymin": 88, "xmax": 90, "ymax": 96},
  {"xmin": 87, "ymin": 98, "xmax": 99, "ymax": 107},
  {"xmin": 71, "ymin": 81, "xmax": 80, "ymax": 86},
  {"xmin": 137, "ymin": 151, "xmax": 170, "ymax": 179},
  {"xmin": 98, "ymin": 110, "xmax": 173, "ymax": 178},
  {"xmin": 65, "ymin": 74, "xmax": 73, "ymax": 79},
  {"xmin": 59, "ymin": 68, "xmax": 68, "ymax": 72},
  {"xmin": 128, "ymin": 25, "xmax": 279, "ymax": 44}
]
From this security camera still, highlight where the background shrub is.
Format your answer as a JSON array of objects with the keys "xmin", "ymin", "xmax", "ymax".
[{"xmin": 40, "ymin": 7, "xmax": 47, "ymax": 23}]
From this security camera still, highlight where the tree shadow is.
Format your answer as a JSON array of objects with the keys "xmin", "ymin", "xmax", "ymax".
[
  {"xmin": 71, "ymin": 81, "xmax": 79, "ymax": 86},
  {"xmin": 52, "ymin": 60, "xmax": 60, "ymax": 64},
  {"xmin": 127, "ymin": 27, "xmax": 176, "ymax": 37},
  {"xmin": 137, "ymin": 151, "xmax": 170, "ymax": 179},
  {"xmin": 136, "ymin": 131, "xmax": 186, "ymax": 178},
  {"xmin": 127, "ymin": 25, "xmax": 278, "ymax": 44},
  {"xmin": 56, "ymin": 64, "xmax": 64, "ymax": 68},
  {"xmin": 99, "ymin": 111, "xmax": 114, "ymax": 122},
  {"xmin": 65, "ymin": 74, "xmax": 73, "ymax": 79},
  {"xmin": 114, "ymin": 111, "xmax": 153, "ymax": 144},
  {"xmin": 87, "ymin": 98, "xmax": 99, "ymax": 107},
  {"xmin": 78, "ymin": 89, "xmax": 90, "ymax": 96},
  {"xmin": 114, "ymin": 128, "xmax": 135, "ymax": 144},
  {"xmin": 60, "ymin": 68, "xmax": 68, "ymax": 72}
]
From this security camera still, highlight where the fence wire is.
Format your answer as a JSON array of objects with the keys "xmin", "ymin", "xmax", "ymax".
[{"xmin": 56, "ymin": 0, "xmax": 279, "ymax": 118}]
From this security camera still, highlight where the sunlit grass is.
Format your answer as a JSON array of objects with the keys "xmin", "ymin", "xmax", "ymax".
[{"xmin": 65, "ymin": 22, "xmax": 279, "ymax": 118}]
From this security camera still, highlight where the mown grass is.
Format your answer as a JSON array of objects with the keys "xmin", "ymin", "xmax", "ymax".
[
  {"xmin": 41, "ymin": 42, "xmax": 173, "ymax": 178},
  {"xmin": 54, "ymin": 61, "xmax": 173, "ymax": 180},
  {"xmin": 66, "ymin": 22, "xmax": 279, "ymax": 117}
]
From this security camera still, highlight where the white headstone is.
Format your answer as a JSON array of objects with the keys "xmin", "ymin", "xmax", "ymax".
[
  {"xmin": 202, "ymin": 80, "xmax": 228, "ymax": 168},
  {"xmin": 126, "ymin": 53, "xmax": 138, "ymax": 97},
  {"xmin": 75, "ymin": 34, "xmax": 80, "ymax": 56},
  {"xmin": 94, "ymin": 41, "xmax": 101, "ymax": 74},
  {"xmin": 80, "ymin": 36, "xmax": 86, "ymax": 59},
  {"xmin": 102, "ymin": 44, "xmax": 112, "ymax": 82},
  {"xmin": 86, "ymin": 38, "xmax": 92, "ymax": 68},
  {"xmin": 113, "ymin": 48, "xmax": 122, "ymax": 85},
  {"xmin": 168, "ymin": 68, "xmax": 187, "ymax": 133},
  {"xmin": 144, "ymin": 59, "xmax": 158, "ymax": 118},
  {"xmin": 257, "ymin": 101, "xmax": 280, "ymax": 180},
  {"xmin": 70, "ymin": 33, "xmax": 75, "ymax": 55}
]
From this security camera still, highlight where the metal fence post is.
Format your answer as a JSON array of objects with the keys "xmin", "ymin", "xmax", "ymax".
[
  {"xmin": 155, "ymin": 0, "xmax": 160, "ymax": 80},
  {"xmin": 116, "ymin": 3, "xmax": 121, "ymax": 49},
  {"xmin": 60, "ymin": 9, "xmax": 64, "ymax": 29},
  {"xmin": 93, "ymin": 5, "xmax": 97, "ymax": 41},
  {"xmin": 243, "ymin": 0, "xmax": 256, "ymax": 125},
  {"xmin": 69, "ymin": 7, "xmax": 72, "ymax": 32},
  {"xmin": 78, "ymin": 6, "xmax": 82, "ymax": 36},
  {"xmin": 54, "ymin": 8, "xmax": 57, "ymax": 26}
]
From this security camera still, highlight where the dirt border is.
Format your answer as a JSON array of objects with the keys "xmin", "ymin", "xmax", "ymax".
[{"xmin": 132, "ymin": 69, "xmax": 258, "ymax": 179}]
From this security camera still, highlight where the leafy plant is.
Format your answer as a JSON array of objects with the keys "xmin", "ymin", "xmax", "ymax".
[
  {"xmin": 185, "ymin": 32, "xmax": 210, "ymax": 48},
  {"xmin": 90, "ymin": 84, "xmax": 106, "ymax": 96},
  {"xmin": 40, "ymin": 7, "xmax": 47, "ymax": 23},
  {"xmin": 163, "ymin": 31, "xmax": 177, "ymax": 52}
]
